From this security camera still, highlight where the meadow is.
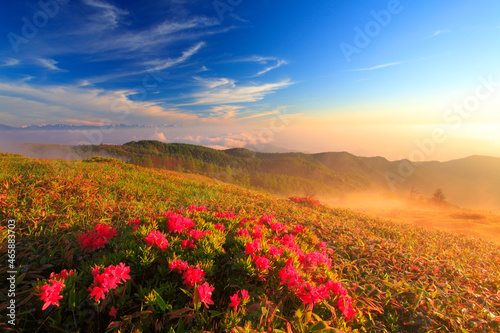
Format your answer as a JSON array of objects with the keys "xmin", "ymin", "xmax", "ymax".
[{"xmin": 1, "ymin": 153, "xmax": 499, "ymax": 332}]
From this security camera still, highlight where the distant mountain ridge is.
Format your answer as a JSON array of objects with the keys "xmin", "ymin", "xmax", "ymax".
[
  {"xmin": 3, "ymin": 140, "xmax": 500, "ymax": 209},
  {"xmin": 0, "ymin": 123, "xmax": 176, "ymax": 130}
]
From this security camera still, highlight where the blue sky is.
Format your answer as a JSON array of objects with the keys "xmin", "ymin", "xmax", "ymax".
[{"xmin": 1, "ymin": 0, "xmax": 499, "ymax": 160}]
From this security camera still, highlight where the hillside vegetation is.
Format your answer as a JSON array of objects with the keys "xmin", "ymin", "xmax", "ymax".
[
  {"xmin": 1, "ymin": 153, "xmax": 500, "ymax": 332},
  {"xmin": 12, "ymin": 140, "xmax": 500, "ymax": 209}
]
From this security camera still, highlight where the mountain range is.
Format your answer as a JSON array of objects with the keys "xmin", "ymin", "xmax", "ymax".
[{"xmin": 3, "ymin": 140, "xmax": 500, "ymax": 209}]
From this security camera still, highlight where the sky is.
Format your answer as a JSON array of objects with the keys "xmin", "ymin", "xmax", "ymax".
[{"xmin": 0, "ymin": 0, "xmax": 499, "ymax": 161}]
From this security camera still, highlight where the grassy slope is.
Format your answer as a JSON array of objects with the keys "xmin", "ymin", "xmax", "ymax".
[{"xmin": 0, "ymin": 154, "xmax": 499, "ymax": 332}]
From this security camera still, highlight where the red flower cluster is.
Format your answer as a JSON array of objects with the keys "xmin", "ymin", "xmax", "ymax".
[
  {"xmin": 215, "ymin": 211, "xmax": 235, "ymax": 219},
  {"xmin": 88, "ymin": 263, "xmax": 131, "ymax": 302},
  {"xmin": 229, "ymin": 289, "xmax": 250, "ymax": 312},
  {"xmin": 237, "ymin": 229, "xmax": 250, "ymax": 237},
  {"xmin": 245, "ymin": 239, "xmax": 261, "ymax": 255},
  {"xmin": 196, "ymin": 282, "xmax": 215, "ymax": 309},
  {"xmin": 169, "ymin": 259, "xmax": 215, "ymax": 308},
  {"xmin": 164, "ymin": 213, "xmax": 195, "ymax": 233},
  {"xmin": 182, "ymin": 266, "xmax": 205, "ymax": 288},
  {"xmin": 237, "ymin": 215, "xmax": 358, "ymax": 321},
  {"xmin": 36, "ymin": 269, "xmax": 74, "ymax": 310},
  {"xmin": 79, "ymin": 223, "xmax": 117, "ymax": 252},
  {"xmin": 188, "ymin": 205, "xmax": 207, "ymax": 212},
  {"xmin": 181, "ymin": 239, "xmax": 197, "ymax": 249},
  {"xmin": 188, "ymin": 229, "xmax": 210, "ymax": 240},
  {"xmin": 337, "ymin": 295, "xmax": 358, "ymax": 321},
  {"xmin": 128, "ymin": 218, "xmax": 142, "ymax": 231},
  {"xmin": 214, "ymin": 223, "xmax": 226, "ymax": 231},
  {"xmin": 169, "ymin": 259, "xmax": 189, "ymax": 273},
  {"xmin": 144, "ymin": 230, "xmax": 169, "ymax": 251}
]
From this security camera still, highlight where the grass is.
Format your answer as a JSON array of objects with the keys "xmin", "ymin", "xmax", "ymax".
[{"xmin": 0, "ymin": 153, "xmax": 499, "ymax": 332}]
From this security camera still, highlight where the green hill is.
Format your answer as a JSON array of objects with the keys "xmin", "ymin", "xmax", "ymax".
[
  {"xmin": 1, "ymin": 153, "xmax": 499, "ymax": 332},
  {"xmin": 7, "ymin": 141, "xmax": 500, "ymax": 208}
]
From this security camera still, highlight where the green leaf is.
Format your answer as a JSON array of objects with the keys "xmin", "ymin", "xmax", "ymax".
[
  {"xmin": 153, "ymin": 290, "xmax": 167, "ymax": 312},
  {"xmin": 177, "ymin": 317, "xmax": 185, "ymax": 333},
  {"xmin": 308, "ymin": 321, "xmax": 328, "ymax": 332}
]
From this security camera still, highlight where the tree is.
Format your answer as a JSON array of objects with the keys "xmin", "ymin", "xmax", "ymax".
[{"xmin": 432, "ymin": 188, "xmax": 446, "ymax": 205}]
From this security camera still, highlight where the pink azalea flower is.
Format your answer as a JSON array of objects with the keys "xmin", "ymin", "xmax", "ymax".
[
  {"xmin": 268, "ymin": 244, "xmax": 282, "ymax": 257},
  {"xmin": 88, "ymin": 263, "xmax": 131, "ymax": 302},
  {"xmin": 237, "ymin": 229, "xmax": 250, "ymax": 237},
  {"xmin": 182, "ymin": 266, "xmax": 205, "ymax": 288},
  {"xmin": 36, "ymin": 279, "xmax": 66, "ymax": 310},
  {"xmin": 259, "ymin": 215, "xmax": 274, "ymax": 225},
  {"xmin": 245, "ymin": 239, "xmax": 261, "ymax": 255},
  {"xmin": 197, "ymin": 282, "xmax": 214, "ymax": 309},
  {"xmin": 337, "ymin": 295, "xmax": 358, "ymax": 321},
  {"xmin": 292, "ymin": 225, "xmax": 306, "ymax": 235},
  {"xmin": 181, "ymin": 239, "xmax": 197, "ymax": 249},
  {"xmin": 144, "ymin": 230, "xmax": 169, "ymax": 251},
  {"xmin": 240, "ymin": 289, "xmax": 250, "ymax": 300},
  {"xmin": 229, "ymin": 292, "xmax": 240, "ymax": 312},
  {"xmin": 79, "ymin": 223, "xmax": 117, "ymax": 252},
  {"xmin": 325, "ymin": 280, "xmax": 347, "ymax": 296},
  {"xmin": 252, "ymin": 254, "xmax": 271, "ymax": 271},
  {"xmin": 166, "ymin": 214, "xmax": 194, "ymax": 233},
  {"xmin": 188, "ymin": 229, "xmax": 204, "ymax": 240},
  {"xmin": 170, "ymin": 259, "xmax": 189, "ymax": 273},
  {"xmin": 214, "ymin": 223, "xmax": 226, "ymax": 231}
]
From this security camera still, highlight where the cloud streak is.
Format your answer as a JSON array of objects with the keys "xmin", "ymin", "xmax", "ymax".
[
  {"xmin": 0, "ymin": 81, "xmax": 199, "ymax": 126},
  {"xmin": 348, "ymin": 62, "xmax": 403, "ymax": 71},
  {"xmin": 184, "ymin": 77, "xmax": 293, "ymax": 105},
  {"xmin": 1, "ymin": 58, "xmax": 20, "ymax": 67},
  {"xmin": 36, "ymin": 58, "xmax": 65, "ymax": 71},
  {"xmin": 255, "ymin": 60, "xmax": 288, "ymax": 76}
]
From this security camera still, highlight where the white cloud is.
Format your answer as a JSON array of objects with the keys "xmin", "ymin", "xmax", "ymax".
[
  {"xmin": 150, "ymin": 130, "xmax": 167, "ymax": 142},
  {"xmin": 0, "ymin": 81, "xmax": 199, "ymax": 125},
  {"xmin": 1, "ymin": 58, "xmax": 20, "ymax": 67},
  {"xmin": 146, "ymin": 42, "xmax": 206, "ymax": 71},
  {"xmin": 89, "ymin": 42, "xmax": 206, "ymax": 83},
  {"xmin": 36, "ymin": 58, "xmax": 65, "ymax": 71},
  {"xmin": 186, "ymin": 77, "xmax": 293, "ymax": 105},
  {"xmin": 255, "ymin": 60, "xmax": 288, "ymax": 76},
  {"xmin": 224, "ymin": 55, "xmax": 288, "ymax": 76},
  {"xmin": 207, "ymin": 105, "xmax": 243, "ymax": 119},
  {"xmin": 82, "ymin": 0, "xmax": 128, "ymax": 29},
  {"xmin": 348, "ymin": 62, "xmax": 403, "ymax": 71}
]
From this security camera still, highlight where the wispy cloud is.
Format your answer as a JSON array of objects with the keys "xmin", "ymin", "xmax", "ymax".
[
  {"xmin": 88, "ymin": 42, "xmax": 206, "ymax": 83},
  {"xmin": 238, "ymin": 110, "xmax": 279, "ymax": 120},
  {"xmin": 146, "ymin": 42, "xmax": 206, "ymax": 71},
  {"xmin": 224, "ymin": 55, "xmax": 289, "ymax": 76},
  {"xmin": 82, "ymin": 0, "xmax": 128, "ymax": 30},
  {"xmin": 429, "ymin": 29, "xmax": 452, "ymax": 38},
  {"xmin": 348, "ymin": 62, "xmax": 403, "ymax": 71},
  {"xmin": 185, "ymin": 77, "xmax": 293, "ymax": 105},
  {"xmin": 207, "ymin": 105, "xmax": 244, "ymax": 119},
  {"xmin": 255, "ymin": 60, "xmax": 288, "ymax": 76},
  {"xmin": 0, "ymin": 81, "xmax": 199, "ymax": 125},
  {"xmin": 36, "ymin": 58, "xmax": 65, "ymax": 71},
  {"xmin": 1, "ymin": 58, "xmax": 20, "ymax": 67}
]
